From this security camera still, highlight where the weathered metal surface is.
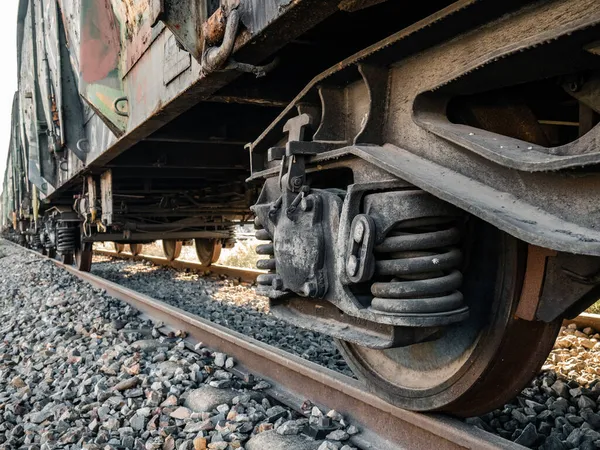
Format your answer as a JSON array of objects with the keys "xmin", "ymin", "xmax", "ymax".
[
  {"xmin": 100, "ymin": 170, "xmax": 113, "ymax": 226},
  {"xmin": 249, "ymin": 0, "xmax": 600, "ymax": 257}
]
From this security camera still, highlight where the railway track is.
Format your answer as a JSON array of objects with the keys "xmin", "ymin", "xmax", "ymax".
[
  {"xmin": 95, "ymin": 248, "xmax": 600, "ymax": 334},
  {"xmin": 5, "ymin": 239, "xmax": 521, "ymax": 449},
  {"xmin": 93, "ymin": 249, "xmax": 263, "ymax": 284}
]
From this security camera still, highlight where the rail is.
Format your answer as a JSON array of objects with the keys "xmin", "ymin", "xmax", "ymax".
[{"xmin": 93, "ymin": 249, "xmax": 263, "ymax": 284}]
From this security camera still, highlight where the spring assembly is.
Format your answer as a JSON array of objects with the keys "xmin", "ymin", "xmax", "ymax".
[
  {"xmin": 254, "ymin": 217, "xmax": 280, "ymax": 295},
  {"xmin": 370, "ymin": 219, "xmax": 465, "ymax": 315},
  {"xmin": 56, "ymin": 225, "xmax": 77, "ymax": 254},
  {"xmin": 32, "ymin": 234, "xmax": 42, "ymax": 249}
]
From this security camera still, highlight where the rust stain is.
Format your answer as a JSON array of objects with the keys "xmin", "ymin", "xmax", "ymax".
[{"xmin": 80, "ymin": 0, "xmax": 121, "ymax": 83}]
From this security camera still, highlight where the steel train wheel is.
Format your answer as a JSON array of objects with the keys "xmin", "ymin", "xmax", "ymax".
[
  {"xmin": 194, "ymin": 239, "xmax": 222, "ymax": 267},
  {"xmin": 75, "ymin": 242, "xmax": 93, "ymax": 272},
  {"xmin": 113, "ymin": 242, "xmax": 125, "ymax": 254},
  {"xmin": 336, "ymin": 222, "xmax": 561, "ymax": 417},
  {"xmin": 129, "ymin": 244, "xmax": 143, "ymax": 256},
  {"xmin": 162, "ymin": 240, "xmax": 182, "ymax": 261}
]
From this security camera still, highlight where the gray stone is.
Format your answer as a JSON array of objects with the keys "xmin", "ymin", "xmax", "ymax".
[
  {"xmin": 551, "ymin": 380, "xmax": 570, "ymax": 399},
  {"xmin": 542, "ymin": 436, "xmax": 566, "ymax": 450},
  {"xmin": 566, "ymin": 428, "xmax": 585, "ymax": 447},
  {"xmin": 326, "ymin": 430, "xmax": 349, "ymax": 441},
  {"xmin": 113, "ymin": 377, "xmax": 140, "ymax": 392},
  {"xmin": 184, "ymin": 386, "xmax": 237, "ymax": 413},
  {"xmin": 156, "ymin": 362, "xmax": 181, "ymax": 379},
  {"xmin": 132, "ymin": 340, "xmax": 162, "ymax": 352},
  {"xmin": 169, "ymin": 406, "xmax": 191, "ymax": 420},
  {"xmin": 253, "ymin": 381, "xmax": 271, "ymax": 390},
  {"xmin": 130, "ymin": 414, "xmax": 146, "ymax": 432},
  {"xmin": 346, "ymin": 425, "xmax": 359, "ymax": 436},
  {"xmin": 183, "ymin": 420, "xmax": 214, "ymax": 433},
  {"xmin": 579, "ymin": 396, "xmax": 597, "ymax": 410},
  {"xmin": 514, "ymin": 423, "xmax": 538, "ymax": 447},
  {"xmin": 317, "ymin": 442, "xmax": 340, "ymax": 450},
  {"xmin": 246, "ymin": 430, "xmax": 321, "ymax": 450},
  {"xmin": 276, "ymin": 420, "xmax": 304, "ymax": 435},
  {"xmin": 213, "ymin": 353, "xmax": 226, "ymax": 368},
  {"xmin": 29, "ymin": 411, "xmax": 53, "ymax": 424}
]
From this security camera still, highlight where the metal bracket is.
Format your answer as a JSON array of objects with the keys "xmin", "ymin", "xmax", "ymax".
[
  {"xmin": 277, "ymin": 114, "xmax": 314, "ymax": 193},
  {"xmin": 101, "ymin": 171, "xmax": 113, "ymax": 226},
  {"xmin": 346, "ymin": 214, "xmax": 376, "ymax": 283}
]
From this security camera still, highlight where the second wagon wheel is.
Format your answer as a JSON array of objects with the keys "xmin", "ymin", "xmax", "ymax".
[
  {"xmin": 129, "ymin": 243, "xmax": 143, "ymax": 256},
  {"xmin": 113, "ymin": 242, "xmax": 125, "ymax": 254},
  {"xmin": 336, "ymin": 220, "xmax": 561, "ymax": 417},
  {"xmin": 194, "ymin": 239, "xmax": 222, "ymax": 267},
  {"xmin": 75, "ymin": 242, "xmax": 93, "ymax": 272},
  {"xmin": 162, "ymin": 240, "xmax": 182, "ymax": 261}
]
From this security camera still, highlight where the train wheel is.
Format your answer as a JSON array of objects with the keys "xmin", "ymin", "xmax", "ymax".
[
  {"xmin": 194, "ymin": 239, "xmax": 222, "ymax": 267},
  {"xmin": 113, "ymin": 242, "xmax": 125, "ymax": 254},
  {"xmin": 336, "ymin": 222, "xmax": 561, "ymax": 417},
  {"xmin": 162, "ymin": 240, "xmax": 182, "ymax": 261},
  {"xmin": 129, "ymin": 243, "xmax": 143, "ymax": 256},
  {"xmin": 75, "ymin": 242, "xmax": 93, "ymax": 272}
]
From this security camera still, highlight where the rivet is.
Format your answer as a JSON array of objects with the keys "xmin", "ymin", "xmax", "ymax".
[{"xmin": 272, "ymin": 276, "xmax": 283, "ymax": 290}]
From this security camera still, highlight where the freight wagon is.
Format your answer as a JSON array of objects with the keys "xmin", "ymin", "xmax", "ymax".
[{"xmin": 3, "ymin": 0, "xmax": 600, "ymax": 416}]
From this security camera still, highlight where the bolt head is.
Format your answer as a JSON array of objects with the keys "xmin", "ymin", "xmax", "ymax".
[
  {"xmin": 300, "ymin": 197, "xmax": 314, "ymax": 212},
  {"xmin": 291, "ymin": 177, "xmax": 303, "ymax": 188},
  {"xmin": 353, "ymin": 221, "xmax": 365, "ymax": 243},
  {"xmin": 300, "ymin": 281, "xmax": 318, "ymax": 297},
  {"xmin": 347, "ymin": 255, "xmax": 359, "ymax": 277},
  {"xmin": 272, "ymin": 276, "xmax": 283, "ymax": 290}
]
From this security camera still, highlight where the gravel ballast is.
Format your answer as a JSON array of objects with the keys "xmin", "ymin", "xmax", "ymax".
[
  {"xmin": 470, "ymin": 324, "xmax": 600, "ymax": 450},
  {"xmin": 92, "ymin": 253, "xmax": 600, "ymax": 449},
  {"xmin": 8, "ymin": 242, "xmax": 600, "ymax": 449},
  {"xmin": 90, "ymin": 256, "xmax": 353, "ymax": 377},
  {"xmin": 0, "ymin": 242, "xmax": 359, "ymax": 450}
]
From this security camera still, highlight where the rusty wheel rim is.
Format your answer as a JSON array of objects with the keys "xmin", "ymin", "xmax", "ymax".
[
  {"xmin": 129, "ymin": 244, "xmax": 143, "ymax": 256},
  {"xmin": 337, "ymin": 222, "xmax": 561, "ymax": 416},
  {"xmin": 162, "ymin": 240, "xmax": 182, "ymax": 261},
  {"xmin": 194, "ymin": 239, "xmax": 220, "ymax": 267}
]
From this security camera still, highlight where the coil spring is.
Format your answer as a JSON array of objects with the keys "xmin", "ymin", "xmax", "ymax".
[
  {"xmin": 370, "ymin": 219, "xmax": 464, "ymax": 314},
  {"xmin": 32, "ymin": 234, "xmax": 42, "ymax": 249},
  {"xmin": 254, "ymin": 217, "xmax": 279, "ymax": 293},
  {"xmin": 56, "ymin": 226, "xmax": 77, "ymax": 254}
]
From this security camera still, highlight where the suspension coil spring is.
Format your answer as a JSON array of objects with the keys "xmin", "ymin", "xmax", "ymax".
[
  {"xmin": 56, "ymin": 225, "xmax": 77, "ymax": 254},
  {"xmin": 32, "ymin": 234, "xmax": 42, "ymax": 249},
  {"xmin": 254, "ymin": 217, "xmax": 279, "ymax": 294},
  {"xmin": 370, "ymin": 219, "xmax": 465, "ymax": 315}
]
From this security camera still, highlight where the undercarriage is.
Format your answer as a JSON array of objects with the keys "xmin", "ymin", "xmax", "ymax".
[{"xmin": 247, "ymin": 0, "xmax": 600, "ymax": 415}]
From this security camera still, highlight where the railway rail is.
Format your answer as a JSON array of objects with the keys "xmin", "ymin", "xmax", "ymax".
[
  {"xmin": 4, "ymin": 239, "xmax": 521, "ymax": 449},
  {"xmin": 93, "ymin": 249, "xmax": 262, "ymax": 284}
]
